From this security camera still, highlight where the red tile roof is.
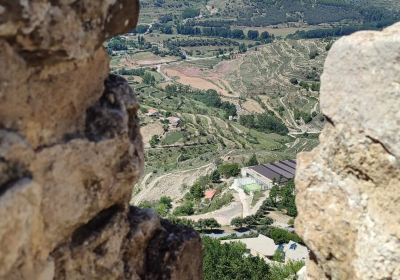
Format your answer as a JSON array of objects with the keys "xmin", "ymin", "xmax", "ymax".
[{"xmin": 204, "ymin": 189, "xmax": 217, "ymax": 200}]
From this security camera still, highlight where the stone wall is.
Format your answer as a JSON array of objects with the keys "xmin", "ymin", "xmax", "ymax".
[
  {"xmin": 0, "ymin": 1, "xmax": 202, "ymax": 279},
  {"xmin": 295, "ymin": 23, "xmax": 400, "ymax": 279}
]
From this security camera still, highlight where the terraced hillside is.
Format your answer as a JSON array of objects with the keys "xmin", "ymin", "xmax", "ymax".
[
  {"xmin": 226, "ymin": 39, "xmax": 328, "ymax": 132},
  {"xmin": 159, "ymin": 39, "xmax": 328, "ymax": 133}
]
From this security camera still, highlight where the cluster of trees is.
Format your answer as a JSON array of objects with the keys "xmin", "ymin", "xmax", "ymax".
[
  {"xmin": 116, "ymin": 68, "xmax": 146, "ymax": 76},
  {"xmin": 132, "ymin": 24, "xmax": 150, "ymax": 34},
  {"xmin": 165, "ymin": 85, "xmax": 237, "ymax": 118},
  {"xmin": 266, "ymin": 180, "xmax": 297, "ymax": 217},
  {"xmin": 245, "ymin": 154, "xmax": 259, "ymax": 167},
  {"xmin": 182, "ymin": 7, "xmax": 200, "ymax": 19},
  {"xmin": 139, "ymin": 196, "xmax": 173, "ymax": 217},
  {"xmin": 106, "ymin": 37, "xmax": 132, "ymax": 52},
  {"xmin": 231, "ymin": 214, "xmax": 273, "ymax": 229},
  {"xmin": 239, "ymin": 113, "xmax": 289, "ymax": 135},
  {"xmin": 218, "ymin": 163, "xmax": 240, "ymax": 178},
  {"xmin": 290, "ymin": 19, "xmax": 397, "ymax": 39},
  {"xmin": 174, "ymin": 23, "xmax": 273, "ymax": 43},
  {"xmin": 116, "ymin": 67, "xmax": 157, "ymax": 86},
  {"xmin": 185, "ymin": 19, "xmax": 235, "ymax": 28},
  {"xmin": 176, "ymin": 25, "xmax": 247, "ymax": 40},
  {"xmin": 195, "ymin": 218, "xmax": 221, "ymax": 231},
  {"xmin": 259, "ymin": 226, "xmax": 303, "ymax": 245},
  {"xmin": 203, "ymin": 237, "xmax": 270, "ymax": 280},
  {"xmin": 149, "ymin": 135, "xmax": 160, "ymax": 148},
  {"xmin": 184, "ymin": 175, "xmax": 212, "ymax": 201},
  {"xmin": 143, "ymin": 72, "xmax": 156, "ymax": 85},
  {"xmin": 294, "ymin": 109, "xmax": 313, "ymax": 124},
  {"xmin": 173, "ymin": 201, "xmax": 195, "ymax": 216},
  {"xmin": 203, "ymin": 236, "xmax": 305, "ymax": 280}
]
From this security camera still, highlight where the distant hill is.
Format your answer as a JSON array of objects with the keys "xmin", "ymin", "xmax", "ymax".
[{"xmin": 141, "ymin": 0, "xmax": 400, "ymax": 27}]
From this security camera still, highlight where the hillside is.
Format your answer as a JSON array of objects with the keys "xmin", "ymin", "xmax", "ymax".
[{"xmin": 141, "ymin": 0, "xmax": 400, "ymax": 27}]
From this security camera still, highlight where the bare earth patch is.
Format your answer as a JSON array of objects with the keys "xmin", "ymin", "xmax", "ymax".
[{"xmin": 141, "ymin": 121, "xmax": 164, "ymax": 148}]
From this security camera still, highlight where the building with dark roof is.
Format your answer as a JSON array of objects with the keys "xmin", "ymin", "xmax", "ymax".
[{"xmin": 240, "ymin": 159, "xmax": 297, "ymax": 189}]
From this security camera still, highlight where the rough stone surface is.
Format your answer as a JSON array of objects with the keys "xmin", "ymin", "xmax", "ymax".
[
  {"xmin": 295, "ymin": 23, "xmax": 400, "ymax": 280},
  {"xmin": 0, "ymin": 1, "xmax": 202, "ymax": 279}
]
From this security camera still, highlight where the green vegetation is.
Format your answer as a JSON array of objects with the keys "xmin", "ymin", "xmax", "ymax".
[
  {"xmin": 267, "ymin": 180, "xmax": 297, "ymax": 217},
  {"xmin": 139, "ymin": 196, "xmax": 173, "ymax": 217},
  {"xmin": 218, "ymin": 163, "xmax": 240, "ymax": 178},
  {"xmin": 182, "ymin": 7, "xmax": 200, "ymax": 19},
  {"xmin": 197, "ymin": 192, "xmax": 234, "ymax": 214},
  {"xmin": 173, "ymin": 201, "xmax": 195, "ymax": 216},
  {"xmin": 259, "ymin": 226, "xmax": 303, "ymax": 245},
  {"xmin": 240, "ymin": 113, "xmax": 289, "ymax": 135},
  {"xmin": 194, "ymin": 218, "xmax": 221, "ymax": 231},
  {"xmin": 203, "ymin": 237, "xmax": 270, "ymax": 280},
  {"xmin": 162, "ymin": 131, "xmax": 184, "ymax": 145},
  {"xmin": 246, "ymin": 153, "xmax": 259, "ymax": 167},
  {"xmin": 270, "ymin": 260, "xmax": 305, "ymax": 280},
  {"xmin": 272, "ymin": 249, "xmax": 286, "ymax": 263},
  {"xmin": 165, "ymin": 85, "xmax": 237, "ymax": 118},
  {"xmin": 203, "ymin": 237, "xmax": 305, "ymax": 280}
]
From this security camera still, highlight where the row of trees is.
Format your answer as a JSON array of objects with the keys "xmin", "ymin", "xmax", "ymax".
[
  {"xmin": 164, "ymin": 38, "xmax": 239, "ymax": 48},
  {"xmin": 239, "ymin": 113, "xmax": 289, "ymax": 135},
  {"xmin": 289, "ymin": 20, "xmax": 396, "ymax": 39},
  {"xmin": 175, "ymin": 24, "xmax": 273, "ymax": 42}
]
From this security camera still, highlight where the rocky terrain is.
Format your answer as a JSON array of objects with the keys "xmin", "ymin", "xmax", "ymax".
[
  {"xmin": 0, "ymin": 1, "xmax": 201, "ymax": 279},
  {"xmin": 296, "ymin": 23, "xmax": 400, "ymax": 279}
]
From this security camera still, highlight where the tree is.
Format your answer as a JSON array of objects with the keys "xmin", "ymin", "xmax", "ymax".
[
  {"xmin": 239, "ymin": 43, "xmax": 247, "ymax": 53},
  {"xmin": 203, "ymin": 218, "xmax": 221, "ymax": 230},
  {"xmin": 273, "ymin": 249, "xmax": 286, "ymax": 263},
  {"xmin": 260, "ymin": 31, "xmax": 271, "ymax": 41},
  {"xmin": 309, "ymin": 49, "xmax": 319, "ymax": 59},
  {"xmin": 149, "ymin": 135, "xmax": 160, "ymax": 148},
  {"xmin": 246, "ymin": 154, "xmax": 259, "ymax": 166},
  {"xmin": 231, "ymin": 29, "xmax": 245, "ymax": 39},
  {"xmin": 211, "ymin": 170, "xmax": 221, "ymax": 183},
  {"xmin": 289, "ymin": 77, "xmax": 299, "ymax": 85},
  {"xmin": 230, "ymin": 217, "xmax": 244, "ymax": 229},
  {"xmin": 159, "ymin": 196, "xmax": 172, "ymax": 209},
  {"xmin": 173, "ymin": 202, "xmax": 194, "ymax": 216},
  {"xmin": 143, "ymin": 72, "xmax": 156, "ymax": 85},
  {"xmin": 189, "ymin": 182, "xmax": 204, "ymax": 200},
  {"xmin": 247, "ymin": 30, "xmax": 259, "ymax": 40},
  {"xmin": 135, "ymin": 24, "xmax": 150, "ymax": 34}
]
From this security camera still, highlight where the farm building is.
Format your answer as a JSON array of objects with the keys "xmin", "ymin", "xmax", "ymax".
[
  {"xmin": 146, "ymin": 108, "xmax": 160, "ymax": 117},
  {"xmin": 167, "ymin": 116, "xmax": 181, "ymax": 129},
  {"xmin": 204, "ymin": 189, "xmax": 217, "ymax": 200},
  {"xmin": 240, "ymin": 160, "xmax": 296, "ymax": 190}
]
